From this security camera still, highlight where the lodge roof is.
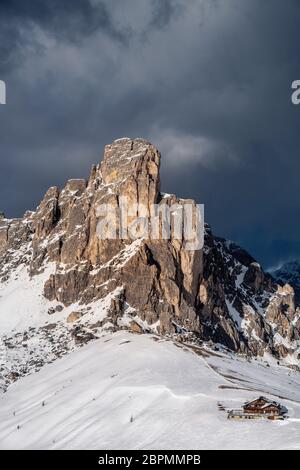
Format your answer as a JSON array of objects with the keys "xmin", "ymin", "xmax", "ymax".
[{"xmin": 243, "ymin": 396, "xmax": 281, "ymax": 409}]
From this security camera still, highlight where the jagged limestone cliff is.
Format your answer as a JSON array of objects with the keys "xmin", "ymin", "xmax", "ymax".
[{"xmin": 0, "ymin": 138, "xmax": 300, "ymax": 389}]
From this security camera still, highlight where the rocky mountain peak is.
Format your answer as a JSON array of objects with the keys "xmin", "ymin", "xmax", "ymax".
[
  {"xmin": 100, "ymin": 137, "xmax": 161, "ymax": 208},
  {"xmin": 0, "ymin": 138, "xmax": 300, "ymax": 391}
]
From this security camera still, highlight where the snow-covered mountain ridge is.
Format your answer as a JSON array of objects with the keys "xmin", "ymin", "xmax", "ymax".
[
  {"xmin": 1, "ymin": 331, "xmax": 300, "ymax": 450},
  {"xmin": 1, "ymin": 137, "xmax": 300, "ymax": 395}
]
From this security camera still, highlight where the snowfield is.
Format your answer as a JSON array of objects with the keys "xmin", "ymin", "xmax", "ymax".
[{"xmin": 1, "ymin": 331, "xmax": 300, "ymax": 450}]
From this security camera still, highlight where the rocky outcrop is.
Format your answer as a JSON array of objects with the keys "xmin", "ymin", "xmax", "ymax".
[
  {"xmin": 0, "ymin": 137, "xmax": 300, "ymax": 363},
  {"xmin": 199, "ymin": 232, "xmax": 300, "ymax": 357},
  {"xmin": 67, "ymin": 311, "xmax": 83, "ymax": 323},
  {"xmin": 271, "ymin": 261, "xmax": 300, "ymax": 305}
]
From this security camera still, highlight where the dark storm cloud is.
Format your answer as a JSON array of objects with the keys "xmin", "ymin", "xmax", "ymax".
[
  {"xmin": 148, "ymin": 0, "xmax": 184, "ymax": 30},
  {"xmin": 0, "ymin": 0, "xmax": 128, "ymax": 41},
  {"xmin": 0, "ymin": 0, "xmax": 131, "ymax": 73},
  {"xmin": 1, "ymin": 0, "xmax": 300, "ymax": 268}
]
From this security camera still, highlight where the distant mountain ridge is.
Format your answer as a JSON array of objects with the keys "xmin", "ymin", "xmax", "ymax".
[{"xmin": 271, "ymin": 261, "xmax": 300, "ymax": 304}]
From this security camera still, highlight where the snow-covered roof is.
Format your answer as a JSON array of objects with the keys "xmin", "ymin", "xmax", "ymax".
[{"xmin": 244, "ymin": 396, "xmax": 280, "ymax": 408}]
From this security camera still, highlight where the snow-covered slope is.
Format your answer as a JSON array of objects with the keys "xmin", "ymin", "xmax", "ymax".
[
  {"xmin": 0, "ymin": 263, "xmax": 125, "ymax": 391},
  {"xmin": 1, "ymin": 331, "xmax": 300, "ymax": 450},
  {"xmin": 1, "ymin": 138, "xmax": 300, "ymax": 450}
]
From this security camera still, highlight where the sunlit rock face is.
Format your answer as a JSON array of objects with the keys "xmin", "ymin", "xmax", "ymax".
[{"xmin": 1, "ymin": 137, "xmax": 300, "ymax": 369}]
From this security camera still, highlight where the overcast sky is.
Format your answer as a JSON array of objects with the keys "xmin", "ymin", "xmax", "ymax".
[{"xmin": 1, "ymin": 0, "xmax": 300, "ymax": 269}]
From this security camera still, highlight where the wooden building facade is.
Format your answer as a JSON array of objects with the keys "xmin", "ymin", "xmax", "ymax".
[{"xmin": 228, "ymin": 396, "xmax": 286, "ymax": 421}]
